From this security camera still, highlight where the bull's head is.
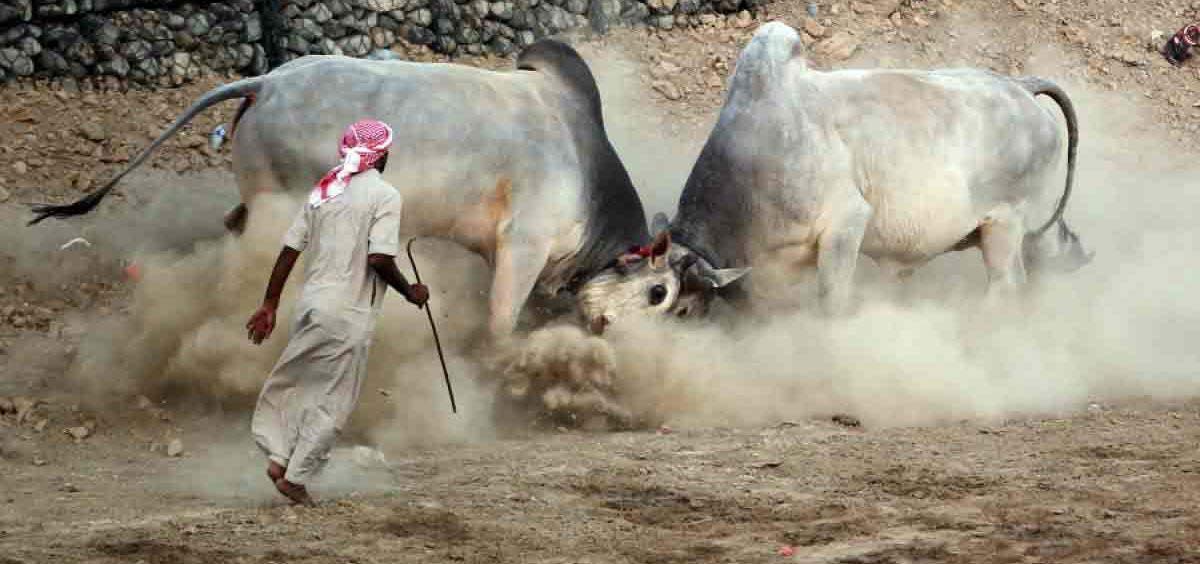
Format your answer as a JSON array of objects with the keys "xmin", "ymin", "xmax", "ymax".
[{"xmin": 575, "ymin": 214, "xmax": 750, "ymax": 334}]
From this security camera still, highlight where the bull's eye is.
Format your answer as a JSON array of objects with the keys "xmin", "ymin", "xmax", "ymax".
[{"xmin": 648, "ymin": 284, "xmax": 668, "ymax": 306}]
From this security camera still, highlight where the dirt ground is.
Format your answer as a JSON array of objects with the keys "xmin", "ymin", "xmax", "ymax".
[{"xmin": 3, "ymin": 0, "xmax": 1200, "ymax": 562}]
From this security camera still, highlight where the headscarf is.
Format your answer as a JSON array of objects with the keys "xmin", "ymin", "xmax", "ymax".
[{"xmin": 310, "ymin": 119, "xmax": 394, "ymax": 207}]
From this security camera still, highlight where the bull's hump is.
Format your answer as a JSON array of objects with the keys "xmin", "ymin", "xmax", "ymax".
[{"xmin": 516, "ymin": 40, "xmax": 604, "ymax": 125}]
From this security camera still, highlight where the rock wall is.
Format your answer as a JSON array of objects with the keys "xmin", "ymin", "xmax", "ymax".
[{"xmin": 0, "ymin": 0, "xmax": 767, "ymax": 84}]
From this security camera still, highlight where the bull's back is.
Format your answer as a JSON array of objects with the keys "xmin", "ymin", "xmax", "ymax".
[
  {"xmin": 233, "ymin": 56, "xmax": 585, "ymax": 239},
  {"xmin": 245, "ymin": 57, "xmax": 570, "ymax": 184},
  {"xmin": 817, "ymin": 69, "xmax": 1062, "ymax": 199}
]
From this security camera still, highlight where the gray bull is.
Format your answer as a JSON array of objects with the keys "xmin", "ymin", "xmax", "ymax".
[
  {"xmin": 28, "ymin": 40, "xmax": 656, "ymax": 338},
  {"xmin": 581, "ymin": 22, "xmax": 1090, "ymax": 326}
]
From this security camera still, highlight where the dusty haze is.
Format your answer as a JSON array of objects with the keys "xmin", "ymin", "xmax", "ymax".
[{"xmin": 6, "ymin": 39, "xmax": 1198, "ymax": 467}]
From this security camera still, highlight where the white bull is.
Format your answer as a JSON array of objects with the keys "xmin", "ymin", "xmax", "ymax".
[
  {"xmin": 581, "ymin": 21, "xmax": 1091, "ymax": 327},
  {"xmin": 29, "ymin": 40, "xmax": 658, "ymax": 338}
]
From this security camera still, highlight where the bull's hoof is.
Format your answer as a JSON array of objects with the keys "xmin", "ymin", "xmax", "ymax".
[{"xmin": 223, "ymin": 203, "xmax": 248, "ymax": 234}]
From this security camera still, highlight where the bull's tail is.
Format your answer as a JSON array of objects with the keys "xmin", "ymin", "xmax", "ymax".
[
  {"xmin": 1016, "ymin": 76, "xmax": 1092, "ymax": 273},
  {"xmin": 1016, "ymin": 76, "xmax": 1078, "ymax": 238},
  {"xmin": 27, "ymin": 76, "xmax": 266, "ymax": 226}
]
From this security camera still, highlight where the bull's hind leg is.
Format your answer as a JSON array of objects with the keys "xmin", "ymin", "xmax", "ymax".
[
  {"xmin": 816, "ymin": 194, "xmax": 873, "ymax": 316},
  {"xmin": 978, "ymin": 204, "xmax": 1027, "ymax": 300}
]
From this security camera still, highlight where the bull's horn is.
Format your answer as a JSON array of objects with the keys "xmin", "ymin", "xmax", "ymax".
[{"xmin": 696, "ymin": 260, "xmax": 751, "ymax": 289}]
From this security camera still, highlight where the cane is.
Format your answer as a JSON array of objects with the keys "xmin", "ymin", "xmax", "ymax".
[{"xmin": 406, "ymin": 237, "xmax": 457, "ymax": 414}]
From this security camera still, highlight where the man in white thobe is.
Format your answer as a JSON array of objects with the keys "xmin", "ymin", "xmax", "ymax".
[{"xmin": 245, "ymin": 119, "xmax": 429, "ymax": 506}]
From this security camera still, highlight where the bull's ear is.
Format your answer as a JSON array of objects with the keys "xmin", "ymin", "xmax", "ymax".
[
  {"xmin": 650, "ymin": 212, "xmax": 670, "ymax": 235},
  {"xmin": 706, "ymin": 266, "xmax": 750, "ymax": 288},
  {"xmin": 649, "ymin": 230, "xmax": 671, "ymax": 270}
]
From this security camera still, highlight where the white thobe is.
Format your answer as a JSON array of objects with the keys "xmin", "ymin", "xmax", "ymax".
[{"xmin": 251, "ymin": 169, "xmax": 403, "ymax": 485}]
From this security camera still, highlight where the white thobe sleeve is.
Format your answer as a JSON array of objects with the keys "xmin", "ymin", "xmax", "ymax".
[
  {"xmin": 367, "ymin": 188, "xmax": 403, "ymax": 257},
  {"xmin": 282, "ymin": 204, "xmax": 312, "ymax": 252}
]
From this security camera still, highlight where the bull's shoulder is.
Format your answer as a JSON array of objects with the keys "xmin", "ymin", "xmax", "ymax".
[{"xmin": 515, "ymin": 39, "xmax": 604, "ymax": 125}]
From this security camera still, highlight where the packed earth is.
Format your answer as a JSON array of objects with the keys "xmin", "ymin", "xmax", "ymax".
[{"xmin": 3, "ymin": 0, "xmax": 1200, "ymax": 562}]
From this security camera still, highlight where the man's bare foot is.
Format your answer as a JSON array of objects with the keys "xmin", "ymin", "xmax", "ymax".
[
  {"xmin": 274, "ymin": 478, "xmax": 316, "ymax": 507},
  {"xmin": 267, "ymin": 461, "xmax": 286, "ymax": 483}
]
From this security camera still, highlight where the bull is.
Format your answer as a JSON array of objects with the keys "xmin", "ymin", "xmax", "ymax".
[
  {"xmin": 28, "ymin": 40, "xmax": 666, "ymax": 338},
  {"xmin": 578, "ymin": 21, "xmax": 1091, "ymax": 328}
]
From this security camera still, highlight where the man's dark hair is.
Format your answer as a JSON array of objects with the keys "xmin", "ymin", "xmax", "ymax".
[{"xmin": 374, "ymin": 153, "xmax": 389, "ymax": 173}]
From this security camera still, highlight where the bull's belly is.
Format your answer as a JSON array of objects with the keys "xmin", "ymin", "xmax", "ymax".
[
  {"xmin": 747, "ymin": 202, "xmax": 979, "ymax": 269},
  {"xmin": 859, "ymin": 215, "xmax": 978, "ymax": 264},
  {"xmin": 858, "ymin": 193, "xmax": 983, "ymax": 264}
]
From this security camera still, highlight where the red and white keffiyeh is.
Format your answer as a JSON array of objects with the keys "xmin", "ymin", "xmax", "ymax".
[{"xmin": 310, "ymin": 119, "xmax": 394, "ymax": 208}]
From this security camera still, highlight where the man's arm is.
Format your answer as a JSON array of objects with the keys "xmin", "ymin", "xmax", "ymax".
[
  {"xmin": 368, "ymin": 253, "xmax": 429, "ymax": 307},
  {"xmin": 246, "ymin": 246, "xmax": 301, "ymax": 344}
]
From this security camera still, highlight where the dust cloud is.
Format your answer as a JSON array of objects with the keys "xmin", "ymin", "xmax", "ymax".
[
  {"xmin": 497, "ymin": 42, "xmax": 1200, "ymax": 430},
  {"xmin": 59, "ymin": 188, "xmax": 500, "ymax": 448},
  {"xmin": 12, "ymin": 38, "xmax": 1199, "ymax": 479}
]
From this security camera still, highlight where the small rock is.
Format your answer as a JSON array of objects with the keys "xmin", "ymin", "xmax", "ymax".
[
  {"xmin": 369, "ymin": 27, "xmax": 396, "ymax": 49},
  {"xmin": 850, "ymin": 1, "xmax": 876, "ymax": 15},
  {"xmin": 832, "ymin": 414, "xmax": 861, "ymax": 427},
  {"xmin": 1011, "ymin": 0, "xmax": 1026, "ymax": 9},
  {"xmin": 13, "ymin": 397, "xmax": 37, "ymax": 425},
  {"xmin": 751, "ymin": 460, "xmax": 784, "ymax": 469},
  {"xmin": 136, "ymin": 395, "xmax": 154, "ymax": 410},
  {"xmin": 732, "ymin": 10, "xmax": 753, "ymax": 29},
  {"xmin": 167, "ymin": 438, "xmax": 184, "ymax": 457},
  {"xmin": 79, "ymin": 121, "xmax": 108, "ymax": 142},
  {"xmin": 0, "ymin": 185, "xmax": 9, "ymax": 203},
  {"xmin": 651, "ymin": 80, "xmax": 682, "ymax": 100},
  {"xmin": 64, "ymin": 426, "xmax": 90, "ymax": 441},
  {"xmin": 649, "ymin": 60, "xmax": 680, "ymax": 79},
  {"xmin": 32, "ymin": 457, "xmax": 46, "ymax": 466},
  {"xmin": 0, "ymin": 397, "xmax": 13, "ymax": 415},
  {"xmin": 816, "ymin": 31, "xmax": 860, "ymax": 60},
  {"xmin": 646, "ymin": 0, "xmax": 677, "ymax": 14},
  {"xmin": 60, "ymin": 483, "xmax": 80, "ymax": 493},
  {"xmin": 912, "ymin": 14, "xmax": 928, "ymax": 27},
  {"xmin": 802, "ymin": 16, "xmax": 825, "ymax": 38},
  {"xmin": 352, "ymin": 445, "xmax": 387, "ymax": 468},
  {"xmin": 12, "ymin": 161, "xmax": 27, "ymax": 175}
]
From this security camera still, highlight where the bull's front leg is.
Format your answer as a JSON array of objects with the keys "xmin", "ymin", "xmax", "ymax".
[
  {"xmin": 816, "ymin": 195, "xmax": 873, "ymax": 317},
  {"xmin": 488, "ymin": 233, "xmax": 552, "ymax": 341},
  {"xmin": 224, "ymin": 203, "xmax": 248, "ymax": 234}
]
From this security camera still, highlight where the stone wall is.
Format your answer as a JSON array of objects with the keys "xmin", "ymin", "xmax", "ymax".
[
  {"xmin": 0, "ymin": 0, "xmax": 766, "ymax": 84},
  {"xmin": 0, "ymin": 0, "xmax": 267, "ymax": 84}
]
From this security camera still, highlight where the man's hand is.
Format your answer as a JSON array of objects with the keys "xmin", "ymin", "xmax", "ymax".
[
  {"xmin": 368, "ymin": 253, "xmax": 429, "ymax": 309},
  {"xmin": 247, "ymin": 303, "xmax": 277, "ymax": 345},
  {"xmin": 249, "ymin": 247, "xmax": 300, "ymax": 345},
  {"xmin": 405, "ymin": 283, "xmax": 430, "ymax": 308}
]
